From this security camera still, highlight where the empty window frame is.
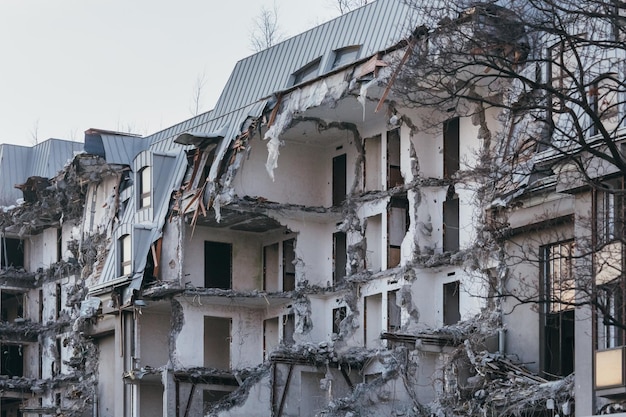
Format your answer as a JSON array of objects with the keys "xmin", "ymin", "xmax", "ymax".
[
  {"xmin": 119, "ymin": 234, "xmax": 132, "ymax": 277},
  {"xmin": 595, "ymin": 177, "xmax": 625, "ymax": 244},
  {"xmin": 443, "ymin": 281, "xmax": 461, "ymax": 325},
  {"xmin": 0, "ymin": 237, "xmax": 24, "ymax": 269},
  {"xmin": 443, "ymin": 194, "xmax": 460, "ymax": 252},
  {"xmin": 388, "ymin": 290, "xmax": 402, "ymax": 331},
  {"xmin": 333, "ymin": 154, "xmax": 347, "ymax": 207},
  {"xmin": 0, "ymin": 344, "xmax": 23, "ymax": 377},
  {"xmin": 443, "ymin": 118, "xmax": 460, "ymax": 178},
  {"xmin": 283, "ymin": 313, "xmax": 295, "ymax": 346},
  {"xmin": 264, "ymin": 239, "xmax": 296, "ymax": 292},
  {"xmin": 364, "ymin": 293, "xmax": 382, "ymax": 347},
  {"xmin": 387, "ymin": 128, "xmax": 403, "ymax": 188},
  {"xmin": 597, "ymin": 278, "xmax": 626, "ymax": 349},
  {"xmin": 203, "ymin": 316, "xmax": 231, "ymax": 370},
  {"xmin": 283, "ymin": 239, "xmax": 296, "ymax": 291},
  {"xmin": 263, "ymin": 317, "xmax": 280, "ymax": 360},
  {"xmin": 263, "ymin": 243, "xmax": 279, "ymax": 292},
  {"xmin": 330, "ymin": 45, "xmax": 361, "ymax": 70},
  {"xmin": 541, "ymin": 241, "xmax": 575, "ymax": 377},
  {"xmin": 291, "ymin": 57, "xmax": 322, "ymax": 86},
  {"xmin": 332, "ymin": 307, "xmax": 347, "ymax": 335},
  {"xmin": 364, "ymin": 134, "xmax": 382, "ymax": 192},
  {"xmin": 388, "ymin": 196, "xmax": 409, "ymax": 268},
  {"xmin": 204, "ymin": 241, "xmax": 232, "ymax": 289},
  {"xmin": 333, "ymin": 231, "xmax": 347, "ymax": 285},
  {"xmin": 138, "ymin": 166, "xmax": 152, "ymax": 209}
]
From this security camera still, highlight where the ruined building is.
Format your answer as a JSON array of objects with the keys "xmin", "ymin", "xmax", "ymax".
[{"xmin": 0, "ymin": 0, "xmax": 624, "ymax": 416}]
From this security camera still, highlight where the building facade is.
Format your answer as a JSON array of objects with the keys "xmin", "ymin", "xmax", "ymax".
[{"xmin": 0, "ymin": 1, "xmax": 624, "ymax": 416}]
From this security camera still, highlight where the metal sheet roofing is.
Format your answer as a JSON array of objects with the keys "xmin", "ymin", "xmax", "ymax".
[
  {"xmin": 0, "ymin": 139, "xmax": 83, "ymax": 206},
  {"xmin": 212, "ymin": 0, "xmax": 417, "ymax": 116}
]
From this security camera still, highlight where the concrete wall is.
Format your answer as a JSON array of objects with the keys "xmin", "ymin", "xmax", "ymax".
[{"xmin": 182, "ymin": 225, "xmax": 263, "ymax": 290}]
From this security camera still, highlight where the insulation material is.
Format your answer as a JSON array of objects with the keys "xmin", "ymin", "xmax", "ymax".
[
  {"xmin": 264, "ymin": 76, "xmax": 349, "ymax": 180},
  {"xmin": 357, "ymin": 77, "xmax": 378, "ymax": 121}
]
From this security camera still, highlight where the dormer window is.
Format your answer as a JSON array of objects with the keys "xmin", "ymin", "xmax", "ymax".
[
  {"xmin": 139, "ymin": 166, "xmax": 151, "ymax": 209},
  {"xmin": 291, "ymin": 57, "xmax": 322, "ymax": 86},
  {"xmin": 330, "ymin": 45, "xmax": 361, "ymax": 70},
  {"xmin": 120, "ymin": 234, "xmax": 131, "ymax": 276}
]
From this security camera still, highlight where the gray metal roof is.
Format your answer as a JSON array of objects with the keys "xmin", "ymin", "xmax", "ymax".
[
  {"xmin": 212, "ymin": 0, "xmax": 417, "ymax": 116},
  {"xmin": 0, "ymin": 139, "xmax": 83, "ymax": 206},
  {"xmin": 92, "ymin": 0, "xmax": 419, "ymax": 293}
]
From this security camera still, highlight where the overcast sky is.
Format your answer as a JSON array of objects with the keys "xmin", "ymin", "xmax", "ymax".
[{"xmin": 0, "ymin": 0, "xmax": 340, "ymax": 146}]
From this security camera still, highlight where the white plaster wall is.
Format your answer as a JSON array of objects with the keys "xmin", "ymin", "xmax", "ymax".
[
  {"xmin": 160, "ymin": 219, "xmax": 181, "ymax": 282},
  {"xmin": 277, "ymin": 218, "xmax": 336, "ymax": 287},
  {"xmin": 457, "ymin": 186, "xmax": 479, "ymax": 250},
  {"xmin": 139, "ymin": 308, "xmax": 170, "ymax": 368},
  {"xmin": 458, "ymin": 116, "xmax": 482, "ymax": 171},
  {"xmin": 182, "ymin": 225, "xmax": 263, "ymax": 290},
  {"xmin": 411, "ymin": 127, "xmax": 441, "ymax": 179},
  {"xmin": 175, "ymin": 301, "xmax": 264, "ymax": 369},
  {"xmin": 25, "ymin": 233, "xmax": 43, "ymax": 272},
  {"xmin": 42, "ymin": 227, "xmax": 58, "ymax": 266},
  {"xmin": 417, "ymin": 187, "xmax": 446, "ymax": 253},
  {"xmin": 234, "ymin": 138, "xmax": 331, "ymax": 207},
  {"xmin": 97, "ymin": 334, "xmax": 117, "ymax": 417}
]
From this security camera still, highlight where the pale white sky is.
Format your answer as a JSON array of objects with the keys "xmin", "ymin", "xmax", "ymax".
[{"xmin": 0, "ymin": 0, "xmax": 340, "ymax": 146}]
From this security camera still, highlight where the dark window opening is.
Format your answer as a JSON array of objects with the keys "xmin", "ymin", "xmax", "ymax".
[
  {"xmin": 119, "ymin": 234, "xmax": 131, "ymax": 277},
  {"xmin": 283, "ymin": 239, "xmax": 296, "ymax": 291},
  {"xmin": 333, "ymin": 231, "xmax": 347, "ymax": 285},
  {"xmin": 332, "ymin": 307, "xmax": 347, "ymax": 335},
  {"xmin": 138, "ymin": 166, "xmax": 151, "ymax": 209},
  {"xmin": 56, "ymin": 283, "xmax": 62, "ymax": 319},
  {"xmin": 443, "ymin": 117, "xmax": 460, "ymax": 178},
  {"xmin": 1, "ymin": 292, "xmax": 24, "ymax": 322},
  {"xmin": 387, "ymin": 128, "xmax": 403, "ymax": 188},
  {"xmin": 204, "ymin": 241, "xmax": 232, "ymax": 289},
  {"xmin": 330, "ymin": 45, "xmax": 361, "ymax": 70},
  {"xmin": 443, "ymin": 193, "xmax": 460, "ymax": 252},
  {"xmin": 1, "ymin": 344, "xmax": 23, "ymax": 377},
  {"xmin": 333, "ymin": 154, "xmax": 347, "ymax": 207},
  {"xmin": 203, "ymin": 316, "xmax": 231, "ymax": 370},
  {"xmin": 283, "ymin": 314, "xmax": 295, "ymax": 346},
  {"xmin": 57, "ymin": 228, "xmax": 62, "ymax": 262},
  {"xmin": 388, "ymin": 290, "xmax": 401, "ymax": 332},
  {"xmin": 542, "ymin": 241, "xmax": 575, "ymax": 378},
  {"xmin": 291, "ymin": 57, "xmax": 322, "ymax": 86},
  {"xmin": 443, "ymin": 281, "xmax": 461, "ymax": 325},
  {"xmin": 0, "ymin": 238, "xmax": 24, "ymax": 269}
]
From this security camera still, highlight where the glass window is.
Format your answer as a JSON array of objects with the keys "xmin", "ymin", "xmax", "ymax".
[
  {"xmin": 120, "ymin": 234, "xmax": 131, "ymax": 276},
  {"xmin": 139, "ymin": 166, "xmax": 151, "ymax": 209}
]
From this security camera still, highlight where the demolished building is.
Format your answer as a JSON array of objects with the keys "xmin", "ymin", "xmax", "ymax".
[{"xmin": 1, "ymin": 0, "xmax": 625, "ymax": 416}]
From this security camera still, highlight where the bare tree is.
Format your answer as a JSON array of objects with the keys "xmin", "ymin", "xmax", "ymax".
[
  {"xmin": 249, "ymin": 3, "xmax": 286, "ymax": 52},
  {"xmin": 30, "ymin": 119, "xmax": 40, "ymax": 145},
  {"xmin": 389, "ymin": 0, "xmax": 626, "ymax": 322},
  {"xmin": 334, "ymin": 0, "xmax": 368, "ymax": 14},
  {"xmin": 370, "ymin": 1, "xmax": 626, "ymax": 413},
  {"xmin": 189, "ymin": 70, "xmax": 208, "ymax": 116}
]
